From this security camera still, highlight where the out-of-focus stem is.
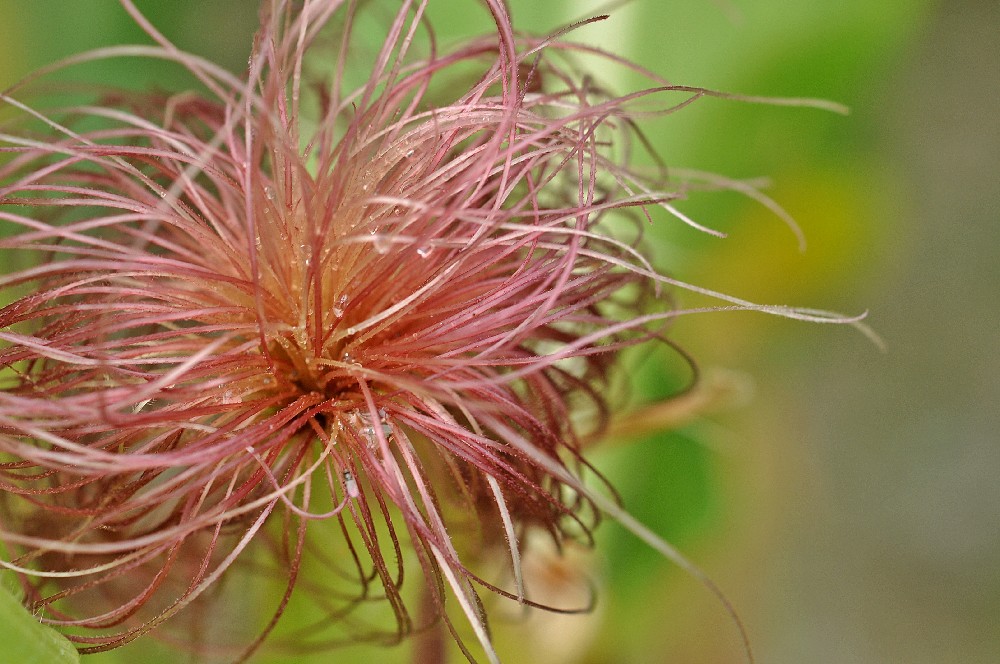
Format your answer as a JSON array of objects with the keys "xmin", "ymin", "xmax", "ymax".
[{"xmin": 412, "ymin": 585, "xmax": 447, "ymax": 664}]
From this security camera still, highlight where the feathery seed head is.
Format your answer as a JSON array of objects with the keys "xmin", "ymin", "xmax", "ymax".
[{"xmin": 0, "ymin": 1, "xmax": 860, "ymax": 660}]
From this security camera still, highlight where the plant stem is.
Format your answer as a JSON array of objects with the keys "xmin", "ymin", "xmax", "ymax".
[{"xmin": 412, "ymin": 585, "xmax": 446, "ymax": 664}]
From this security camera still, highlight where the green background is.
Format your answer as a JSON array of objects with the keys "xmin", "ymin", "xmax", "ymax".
[{"xmin": 1, "ymin": 0, "xmax": 996, "ymax": 662}]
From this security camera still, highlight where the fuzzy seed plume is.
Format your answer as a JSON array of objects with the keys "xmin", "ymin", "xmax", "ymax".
[{"xmin": 0, "ymin": 1, "xmax": 863, "ymax": 661}]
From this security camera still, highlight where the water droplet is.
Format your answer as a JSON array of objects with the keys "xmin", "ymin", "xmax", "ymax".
[
  {"xmin": 373, "ymin": 234, "xmax": 390, "ymax": 254},
  {"xmin": 333, "ymin": 294, "xmax": 349, "ymax": 319},
  {"xmin": 416, "ymin": 245, "xmax": 432, "ymax": 258},
  {"xmin": 299, "ymin": 243, "xmax": 312, "ymax": 267},
  {"xmin": 343, "ymin": 470, "xmax": 359, "ymax": 498},
  {"xmin": 405, "ymin": 148, "xmax": 415, "ymax": 159},
  {"xmin": 264, "ymin": 185, "xmax": 275, "ymax": 201}
]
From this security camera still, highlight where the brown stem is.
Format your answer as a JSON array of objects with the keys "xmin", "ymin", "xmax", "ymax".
[{"xmin": 412, "ymin": 584, "xmax": 447, "ymax": 664}]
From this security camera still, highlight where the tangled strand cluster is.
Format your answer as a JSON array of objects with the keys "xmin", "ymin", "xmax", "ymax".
[{"xmin": 0, "ymin": 1, "xmax": 859, "ymax": 661}]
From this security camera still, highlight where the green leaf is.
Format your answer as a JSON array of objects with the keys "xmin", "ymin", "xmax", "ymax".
[{"xmin": 0, "ymin": 585, "xmax": 80, "ymax": 664}]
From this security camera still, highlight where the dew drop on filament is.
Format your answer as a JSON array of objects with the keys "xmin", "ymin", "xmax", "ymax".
[
  {"xmin": 373, "ymin": 234, "xmax": 390, "ymax": 254},
  {"xmin": 343, "ymin": 470, "xmax": 359, "ymax": 498},
  {"xmin": 333, "ymin": 294, "xmax": 349, "ymax": 319}
]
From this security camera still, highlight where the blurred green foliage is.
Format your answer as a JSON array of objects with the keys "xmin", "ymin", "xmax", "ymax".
[{"xmin": 0, "ymin": 583, "xmax": 79, "ymax": 664}]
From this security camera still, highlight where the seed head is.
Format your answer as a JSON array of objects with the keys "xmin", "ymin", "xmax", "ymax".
[{"xmin": 0, "ymin": 1, "xmax": 862, "ymax": 661}]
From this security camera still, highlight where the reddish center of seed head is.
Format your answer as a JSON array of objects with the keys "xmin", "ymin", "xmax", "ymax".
[{"xmin": 245, "ymin": 151, "xmax": 416, "ymax": 405}]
